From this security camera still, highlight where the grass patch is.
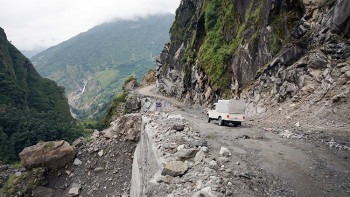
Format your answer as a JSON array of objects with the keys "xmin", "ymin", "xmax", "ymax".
[
  {"xmin": 0, "ymin": 168, "xmax": 43, "ymax": 196},
  {"xmin": 196, "ymin": 0, "xmax": 263, "ymax": 94},
  {"xmin": 12, "ymin": 162, "xmax": 22, "ymax": 168},
  {"xmin": 102, "ymin": 92, "xmax": 126, "ymax": 127},
  {"xmin": 43, "ymin": 142, "xmax": 52, "ymax": 149},
  {"xmin": 96, "ymin": 70, "xmax": 120, "ymax": 88},
  {"xmin": 122, "ymin": 75, "xmax": 138, "ymax": 91}
]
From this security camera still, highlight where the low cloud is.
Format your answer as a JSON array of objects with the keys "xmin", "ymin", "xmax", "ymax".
[{"xmin": 0, "ymin": 0, "xmax": 180, "ymax": 50}]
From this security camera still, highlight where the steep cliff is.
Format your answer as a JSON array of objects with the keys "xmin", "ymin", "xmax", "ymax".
[
  {"xmin": 157, "ymin": 0, "xmax": 303, "ymax": 103},
  {"xmin": 0, "ymin": 27, "xmax": 81, "ymax": 163},
  {"xmin": 0, "ymin": 27, "xmax": 70, "ymax": 116},
  {"xmin": 156, "ymin": 0, "xmax": 350, "ymax": 128}
]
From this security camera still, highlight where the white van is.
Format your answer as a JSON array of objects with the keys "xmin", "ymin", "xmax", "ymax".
[{"xmin": 207, "ymin": 100, "xmax": 245, "ymax": 126}]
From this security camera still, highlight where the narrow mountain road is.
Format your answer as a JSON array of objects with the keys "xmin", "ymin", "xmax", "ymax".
[{"xmin": 137, "ymin": 85, "xmax": 350, "ymax": 196}]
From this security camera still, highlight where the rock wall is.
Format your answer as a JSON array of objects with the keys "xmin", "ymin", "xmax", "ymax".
[
  {"xmin": 156, "ymin": 0, "xmax": 304, "ymax": 105},
  {"xmin": 156, "ymin": 0, "xmax": 350, "ymax": 128},
  {"xmin": 241, "ymin": 0, "xmax": 350, "ymax": 129}
]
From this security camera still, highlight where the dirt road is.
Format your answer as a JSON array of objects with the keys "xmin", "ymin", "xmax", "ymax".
[{"xmin": 137, "ymin": 85, "xmax": 350, "ymax": 196}]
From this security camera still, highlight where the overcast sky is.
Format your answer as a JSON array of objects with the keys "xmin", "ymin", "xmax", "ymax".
[{"xmin": 0, "ymin": 0, "xmax": 180, "ymax": 50}]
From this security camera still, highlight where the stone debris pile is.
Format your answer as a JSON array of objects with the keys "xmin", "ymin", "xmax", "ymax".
[{"xmin": 131, "ymin": 111, "xmax": 233, "ymax": 197}]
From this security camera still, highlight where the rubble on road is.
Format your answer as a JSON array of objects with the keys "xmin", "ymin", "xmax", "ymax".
[{"xmin": 131, "ymin": 111, "xmax": 230, "ymax": 197}]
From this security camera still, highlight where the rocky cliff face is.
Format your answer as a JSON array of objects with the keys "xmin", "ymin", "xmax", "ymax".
[
  {"xmin": 156, "ymin": 0, "xmax": 350, "ymax": 128},
  {"xmin": 157, "ymin": 0, "xmax": 303, "ymax": 104}
]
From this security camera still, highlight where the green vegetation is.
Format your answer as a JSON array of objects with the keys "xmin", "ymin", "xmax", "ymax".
[
  {"xmin": 176, "ymin": 0, "xmax": 303, "ymax": 97},
  {"xmin": 103, "ymin": 75, "xmax": 138, "ymax": 127},
  {"xmin": 0, "ymin": 108, "xmax": 83, "ymax": 163},
  {"xmin": 122, "ymin": 75, "xmax": 138, "ymax": 91},
  {"xmin": 0, "ymin": 168, "xmax": 44, "ymax": 195},
  {"xmin": 268, "ymin": 2, "xmax": 304, "ymax": 55},
  {"xmin": 78, "ymin": 119, "xmax": 105, "ymax": 131},
  {"xmin": 103, "ymin": 92, "xmax": 126, "ymax": 127},
  {"xmin": 31, "ymin": 14, "xmax": 174, "ymax": 120},
  {"xmin": 43, "ymin": 142, "xmax": 53, "ymax": 149},
  {"xmin": 0, "ymin": 27, "xmax": 83, "ymax": 163},
  {"xmin": 195, "ymin": 0, "xmax": 262, "ymax": 95},
  {"xmin": 0, "ymin": 174, "xmax": 19, "ymax": 194},
  {"xmin": 96, "ymin": 70, "xmax": 120, "ymax": 88}
]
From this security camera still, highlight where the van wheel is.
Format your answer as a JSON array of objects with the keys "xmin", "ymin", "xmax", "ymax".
[
  {"xmin": 218, "ymin": 117, "xmax": 224, "ymax": 126},
  {"xmin": 208, "ymin": 116, "xmax": 211, "ymax": 123},
  {"xmin": 233, "ymin": 123, "xmax": 239, "ymax": 127}
]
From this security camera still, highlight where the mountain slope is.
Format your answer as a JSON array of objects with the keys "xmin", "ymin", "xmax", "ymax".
[
  {"xmin": 0, "ymin": 27, "xmax": 81, "ymax": 163},
  {"xmin": 31, "ymin": 14, "xmax": 174, "ymax": 119},
  {"xmin": 0, "ymin": 28, "xmax": 70, "ymax": 116}
]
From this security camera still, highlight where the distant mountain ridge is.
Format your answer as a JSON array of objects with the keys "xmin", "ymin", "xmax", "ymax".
[
  {"xmin": 20, "ymin": 48, "xmax": 45, "ymax": 58},
  {"xmin": 31, "ymin": 14, "xmax": 174, "ymax": 119}
]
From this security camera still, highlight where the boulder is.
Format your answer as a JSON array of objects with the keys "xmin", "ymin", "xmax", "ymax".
[
  {"xmin": 308, "ymin": 50, "xmax": 328, "ymax": 69},
  {"xmin": 72, "ymin": 137, "xmax": 85, "ymax": 149},
  {"xmin": 176, "ymin": 148, "xmax": 199, "ymax": 160},
  {"xmin": 192, "ymin": 140, "xmax": 208, "ymax": 147},
  {"xmin": 19, "ymin": 141, "xmax": 75, "ymax": 170},
  {"xmin": 172, "ymin": 124, "xmax": 185, "ymax": 131},
  {"xmin": 102, "ymin": 128, "xmax": 115, "ymax": 139},
  {"xmin": 161, "ymin": 161, "xmax": 188, "ymax": 177},
  {"xmin": 125, "ymin": 96, "xmax": 141, "ymax": 113}
]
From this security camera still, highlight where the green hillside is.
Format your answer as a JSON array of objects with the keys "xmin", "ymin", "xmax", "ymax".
[
  {"xmin": 31, "ymin": 14, "xmax": 174, "ymax": 119},
  {"xmin": 0, "ymin": 27, "xmax": 81, "ymax": 163}
]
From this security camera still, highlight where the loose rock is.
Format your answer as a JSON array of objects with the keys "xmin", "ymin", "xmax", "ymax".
[
  {"xmin": 94, "ymin": 167, "xmax": 104, "ymax": 173},
  {"xmin": 98, "ymin": 149, "xmax": 104, "ymax": 157},
  {"xmin": 69, "ymin": 186, "xmax": 81, "ymax": 196},
  {"xmin": 219, "ymin": 147, "xmax": 231, "ymax": 157},
  {"xmin": 172, "ymin": 124, "xmax": 185, "ymax": 131},
  {"xmin": 176, "ymin": 148, "xmax": 199, "ymax": 160},
  {"xmin": 73, "ymin": 158, "xmax": 82, "ymax": 166},
  {"xmin": 194, "ymin": 150, "xmax": 205, "ymax": 164},
  {"xmin": 161, "ymin": 161, "xmax": 188, "ymax": 177}
]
